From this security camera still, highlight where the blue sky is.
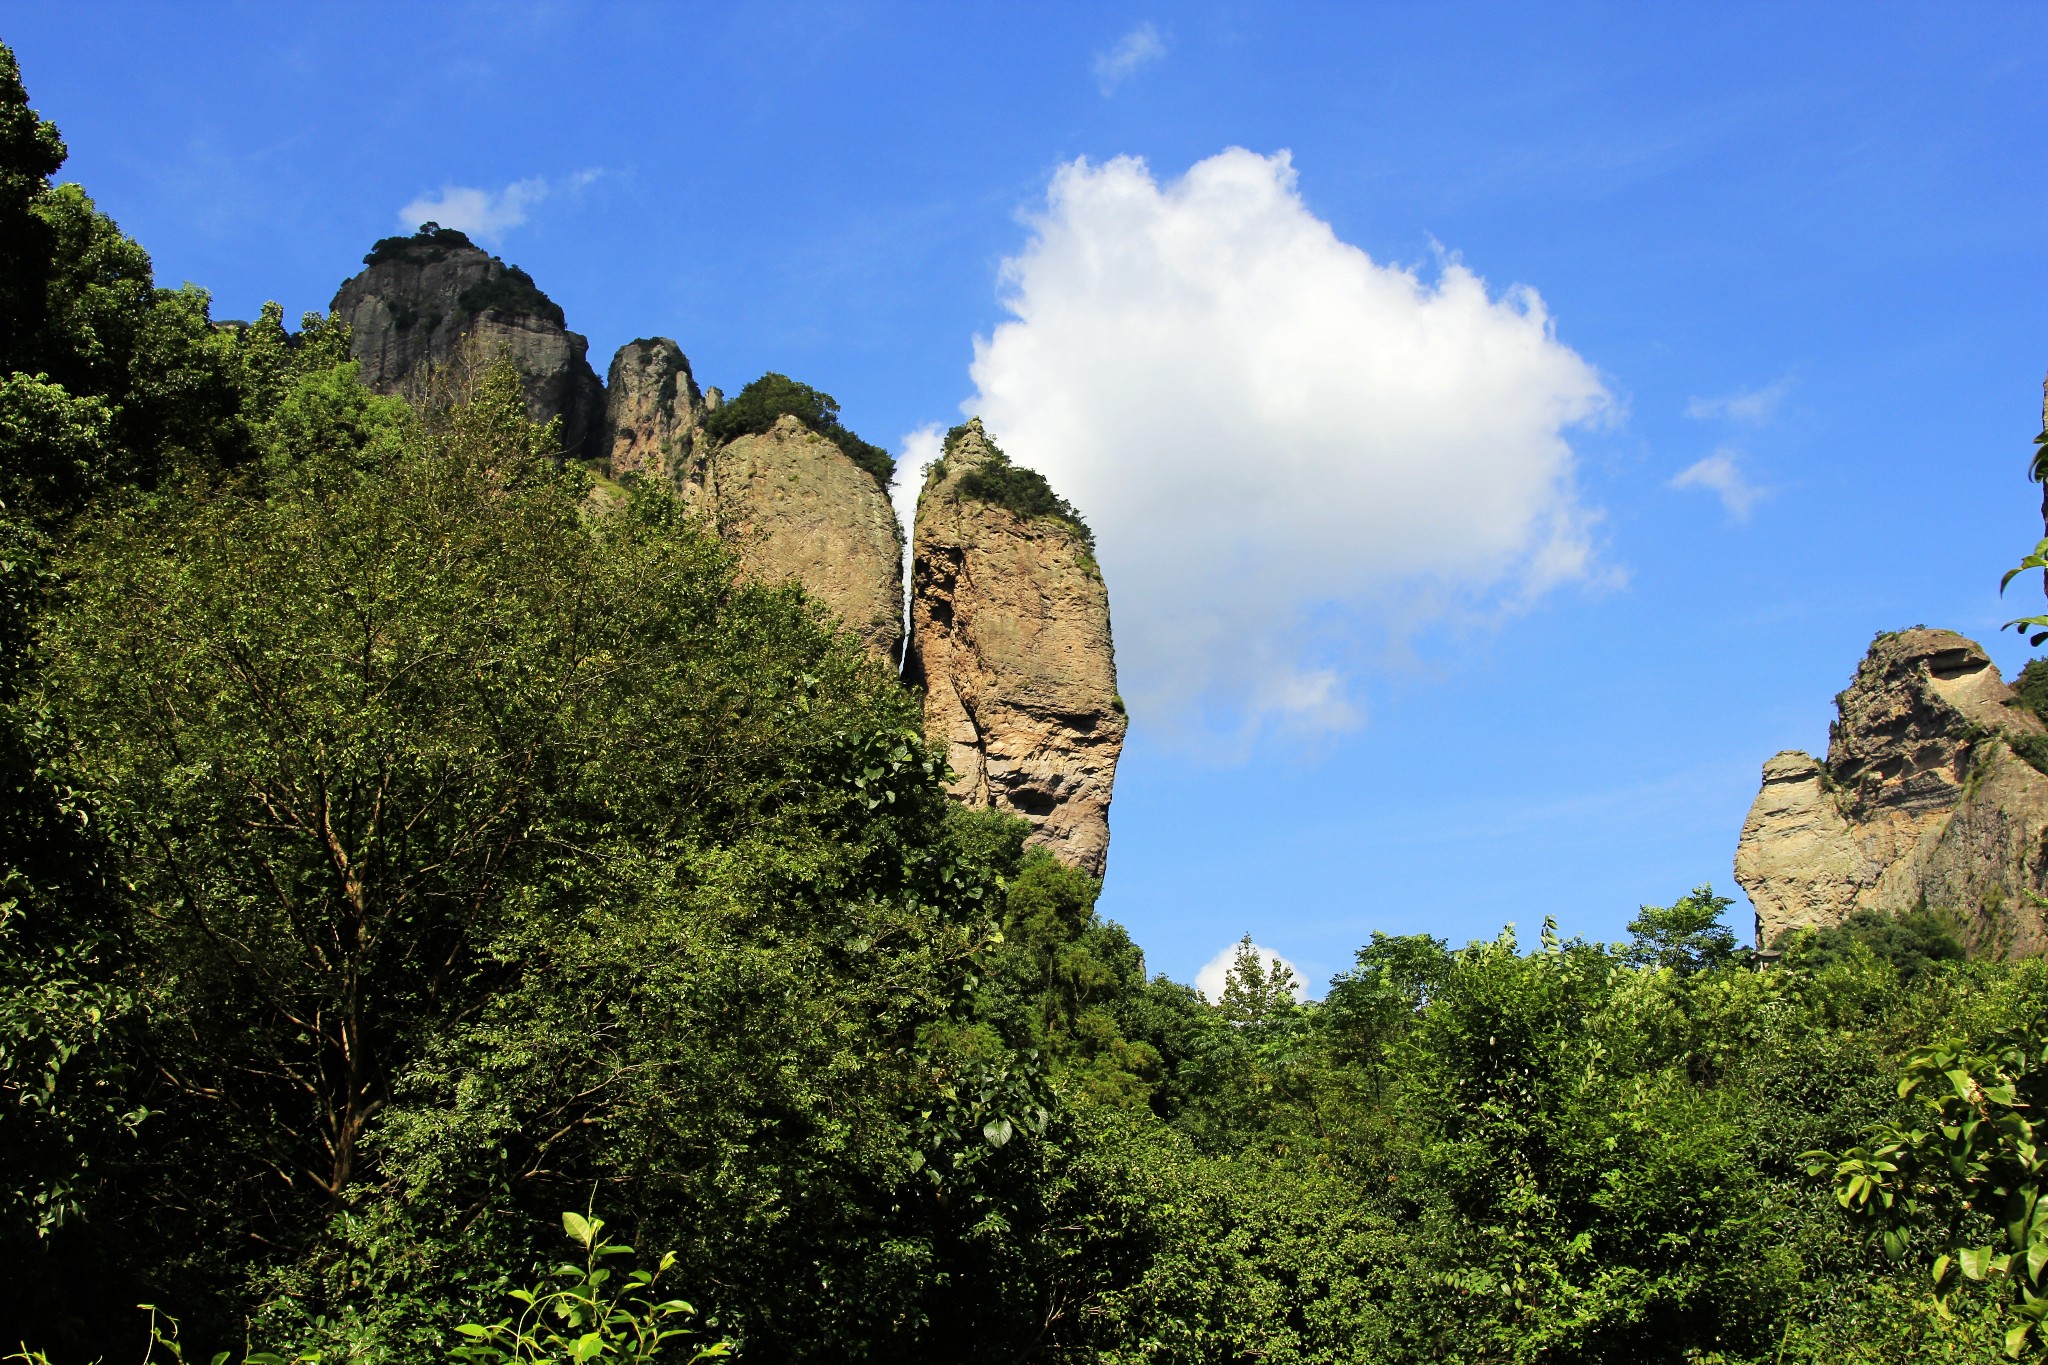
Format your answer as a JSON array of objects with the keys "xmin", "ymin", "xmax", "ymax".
[{"xmin": 13, "ymin": 3, "xmax": 2048, "ymax": 992}]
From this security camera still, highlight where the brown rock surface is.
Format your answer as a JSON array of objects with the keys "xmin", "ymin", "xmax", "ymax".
[
  {"xmin": 1734, "ymin": 628, "xmax": 2048, "ymax": 954},
  {"xmin": 603, "ymin": 338, "xmax": 709, "ymax": 495},
  {"xmin": 330, "ymin": 226, "xmax": 605, "ymax": 458},
  {"xmin": 707, "ymin": 414, "xmax": 904, "ymax": 663},
  {"xmin": 904, "ymin": 420, "xmax": 1125, "ymax": 875}
]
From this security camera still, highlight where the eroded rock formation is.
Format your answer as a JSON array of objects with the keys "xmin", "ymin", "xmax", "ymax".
[
  {"xmin": 330, "ymin": 226, "xmax": 605, "ymax": 457},
  {"xmin": 1735, "ymin": 628, "xmax": 2048, "ymax": 954},
  {"xmin": 329, "ymin": 234, "xmax": 1124, "ymax": 860},
  {"xmin": 709, "ymin": 414, "xmax": 905, "ymax": 664},
  {"xmin": 603, "ymin": 337, "xmax": 709, "ymax": 493},
  {"xmin": 905, "ymin": 420, "xmax": 1124, "ymax": 875}
]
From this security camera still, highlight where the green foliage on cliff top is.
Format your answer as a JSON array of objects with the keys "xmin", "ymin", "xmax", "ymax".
[
  {"xmin": 943, "ymin": 421, "xmax": 1095, "ymax": 550},
  {"xmin": 703, "ymin": 371, "xmax": 893, "ymax": 487},
  {"xmin": 361, "ymin": 223, "xmax": 568, "ymax": 329},
  {"xmin": 361, "ymin": 221, "xmax": 478, "ymax": 267}
]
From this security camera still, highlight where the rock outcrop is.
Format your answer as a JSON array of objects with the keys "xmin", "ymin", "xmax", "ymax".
[
  {"xmin": 603, "ymin": 337, "xmax": 709, "ymax": 493},
  {"xmin": 1735, "ymin": 628, "xmax": 2048, "ymax": 954},
  {"xmin": 708, "ymin": 414, "xmax": 904, "ymax": 663},
  {"xmin": 905, "ymin": 420, "xmax": 1124, "ymax": 875},
  {"xmin": 330, "ymin": 225, "xmax": 605, "ymax": 458},
  {"xmin": 328, "ymin": 234, "xmax": 1126, "ymax": 856}
]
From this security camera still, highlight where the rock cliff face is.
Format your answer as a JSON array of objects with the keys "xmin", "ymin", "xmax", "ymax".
[
  {"xmin": 603, "ymin": 337, "xmax": 709, "ymax": 493},
  {"xmin": 1734, "ymin": 628, "xmax": 2048, "ymax": 954},
  {"xmin": 330, "ymin": 226, "xmax": 605, "ymax": 458},
  {"xmin": 329, "ymin": 236, "xmax": 1125, "ymax": 866},
  {"xmin": 709, "ymin": 414, "xmax": 904, "ymax": 664},
  {"xmin": 905, "ymin": 420, "xmax": 1124, "ymax": 875}
]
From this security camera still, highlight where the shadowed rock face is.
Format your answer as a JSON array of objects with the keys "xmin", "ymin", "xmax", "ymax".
[
  {"xmin": 604, "ymin": 338, "xmax": 708, "ymax": 494},
  {"xmin": 708, "ymin": 414, "xmax": 904, "ymax": 664},
  {"xmin": 1735, "ymin": 628, "xmax": 2048, "ymax": 954},
  {"xmin": 330, "ymin": 227, "xmax": 605, "ymax": 458},
  {"xmin": 905, "ymin": 420, "xmax": 1124, "ymax": 875}
]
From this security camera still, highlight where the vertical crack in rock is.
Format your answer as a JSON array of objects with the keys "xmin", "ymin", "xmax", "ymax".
[{"xmin": 905, "ymin": 419, "xmax": 1124, "ymax": 874}]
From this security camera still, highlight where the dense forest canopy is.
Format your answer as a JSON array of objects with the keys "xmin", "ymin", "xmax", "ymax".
[{"xmin": 6, "ymin": 39, "xmax": 2048, "ymax": 1365}]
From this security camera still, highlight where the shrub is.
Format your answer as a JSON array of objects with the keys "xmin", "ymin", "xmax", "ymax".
[
  {"xmin": 1787, "ymin": 909, "xmax": 1968, "ymax": 983},
  {"xmin": 361, "ymin": 221, "xmax": 478, "ymax": 268}
]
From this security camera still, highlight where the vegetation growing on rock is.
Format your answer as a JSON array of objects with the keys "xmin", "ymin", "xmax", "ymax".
[
  {"xmin": 703, "ymin": 371, "xmax": 893, "ymax": 487},
  {"xmin": 941, "ymin": 419, "xmax": 1094, "ymax": 549}
]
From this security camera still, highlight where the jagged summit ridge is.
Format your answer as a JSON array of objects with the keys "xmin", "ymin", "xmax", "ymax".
[{"xmin": 330, "ymin": 239, "xmax": 1121, "ymax": 868}]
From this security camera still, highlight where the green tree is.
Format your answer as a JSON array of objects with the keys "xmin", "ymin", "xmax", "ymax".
[{"xmin": 1623, "ymin": 884, "xmax": 1738, "ymax": 974}]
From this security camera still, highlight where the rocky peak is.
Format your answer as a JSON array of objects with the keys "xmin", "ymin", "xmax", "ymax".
[
  {"xmin": 330, "ymin": 224, "xmax": 605, "ymax": 458},
  {"xmin": 1735, "ymin": 627, "xmax": 2048, "ymax": 953},
  {"xmin": 906, "ymin": 420, "xmax": 1123, "ymax": 875},
  {"xmin": 603, "ymin": 337, "xmax": 708, "ymax": 494}
]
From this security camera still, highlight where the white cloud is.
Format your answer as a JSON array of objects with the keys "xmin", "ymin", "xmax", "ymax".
[
  {"xmin": 1685, "ymin": 377, "xmax": 1790, "ymax": 425},
  {"xmin": 1195, "ymin": 940, "xmax": 1309, "ymax": 1003},
  {"xmin": 1671, "ymin": 449, "xmax": 1766, "ymax": 520},
  {"xmin": 964, "ymin": 149, "xmax": 1613, "ymax": 747},
  {"xmin": 1094, "ymin": 22, "xmax": 1165, "ymax": 94},
  {"xmin": 396, "ymin": 169, "xmax": 601, "ymax": 244}
]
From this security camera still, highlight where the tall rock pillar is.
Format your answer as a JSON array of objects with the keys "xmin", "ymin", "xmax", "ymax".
[
  {"xmin": 603, "ymin": 337, "xmax": 710, "ymax": 499},
  {"xmin": 905, "ymin": 419, "xmax": 1124, "ymax": 875}
]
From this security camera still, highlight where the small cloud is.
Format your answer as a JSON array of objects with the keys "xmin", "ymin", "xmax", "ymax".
[
  {"xmin": 1684, "ymin": 377, "xmax": 1791, "ymax": 425},
  {"xmin": 396, "ymin": 169, "xmax": 602, "ymax": 244},
  {"xmin": 1195, "ymin": 939, "xmax": 1309, "ymax": 1003},
  {"xmin": 1094, "ymin": 22, "xmax": 1165, "ymax": 94},
  {"xmin": 1671, "ymin": 448, "xmax": 1766, "ymax": 520}
]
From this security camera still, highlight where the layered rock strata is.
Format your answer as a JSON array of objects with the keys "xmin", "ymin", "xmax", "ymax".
[
  {"xmin": 1734, "ymin": 628, "xmax": 2048, "ymax": 954},
  {"xmin": 708, "ymin": 414, "xmax": 905, "ymax": 664},
  {"xmin": 330, "ymin": 226, "xmax": 605, "ymax": 458},
  {"xmin": 905, "ymin": 420, "xmax": 1124, "ymax": 875}
]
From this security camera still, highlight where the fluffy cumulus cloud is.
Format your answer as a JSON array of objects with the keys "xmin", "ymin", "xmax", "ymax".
[
  {"xmin": 397, "ymin": 170, "xmax": 600, "ymax": 243},
  {"xmin": 963, "ymin": 149, "xmax": 1613, "ymax": 745},
  {"xmin": 1671, "ymin": 448, "xmax": 1766, "ymax": 520},
  {"xmin": 1094, "ymin": 22, "xmax": 1165, "ymax": 93},
  {"xmin": 1195, "ymin": 940, "xmax": 1309, "ymax": 1004}
]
